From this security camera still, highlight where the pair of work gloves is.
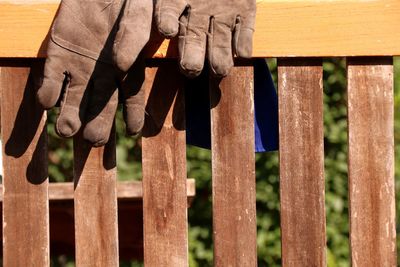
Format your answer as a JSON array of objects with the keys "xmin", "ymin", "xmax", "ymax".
[{"xmin": 37, "ymin": 0, "xmax": 256, "ymax": 147}]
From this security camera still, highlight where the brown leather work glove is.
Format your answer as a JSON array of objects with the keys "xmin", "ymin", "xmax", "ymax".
[
  {"xmin": 37, "ymin": 0, "xmax": 152, "ymax": 146},
  {"xmin": 155, "ymin": 0, "xmax": 256, "ymax": 77}
]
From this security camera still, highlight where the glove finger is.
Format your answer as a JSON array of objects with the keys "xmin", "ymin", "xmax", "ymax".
[
  {"xmin": 179, "ymin": 13, "xmax": 209, "ymax": 78},
  {"xmin": 121, "ymin": 58, "xmax": 146, "ymax": 135},
  {"xmin": 233, "ymin": 13, "xmax": 256, "ymax": 58},
  {"xmin": 56, "ymin": 58, "xmax": 97, "ymax": 138},
  {"xmin": 37, "ymin": 48, "xmax": 68, "ymax": 109},
  {"xmin": 113, "ymin": 0, "xmax": 153, "ymax": 72},
  {"xmin": 83, "ymin": 74, "xmax": 119, "ymax": 147},
  {"xmin": 208, "ymin": 17, "xmax": 234, "ymax": 77},
  {"xmin": 155, "ymin": 0, "xmax": 187, "ymax": 38},
  {"xmin": 55, "ymin": 81, "xmax": 88, "ymax": 138}
]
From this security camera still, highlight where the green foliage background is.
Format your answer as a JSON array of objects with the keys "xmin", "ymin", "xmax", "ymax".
[{"xmin": 48, "ymin": 58, "xmax": 400, "ymax": 266}]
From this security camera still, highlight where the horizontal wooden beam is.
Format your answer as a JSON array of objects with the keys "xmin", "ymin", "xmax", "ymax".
[
  {"xmin": 0, "ymin": 179, "xmax": 196, "ymax": 201},
  {"xmin": 0, "ymin": 0, "xmax": 399, "ymax": 58}
]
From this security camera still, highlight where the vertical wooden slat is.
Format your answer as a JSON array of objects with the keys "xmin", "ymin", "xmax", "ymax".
[
  {"xmin": 278, "ymin": 58, "xmax": 326, "ymax": 266},
  {"xmin": 210, "ymin": 65, "xmax": 257, "ymax": 266},
  {"xmin": 74, "ymin": 128, "xmax": 119, "ymax": 266},
  {"xmin": 0, "ymin": 62, "xmax": 49, "ymax": 266},
  {"xmin": 347, "ymin": 57, "xmax": 396, "ymax": 267},
  {"xmin": 142, "ymin": 62, "xmax": 188, "ymax": 266}
]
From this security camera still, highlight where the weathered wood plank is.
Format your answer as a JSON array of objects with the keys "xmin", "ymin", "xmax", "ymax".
[
  {"xmin": 0, "ymin": 180, "xmax": 196, "ymax": 201},
  {"xmin": 347, "ymin": 57, "xmax": 396, "ymax": 267},
  {"xmin": 142, "ymin": 62, "xmax": 188, "ymax": 266},
  {"xmin": 277, "ymin": 58, "xmax": 326, "ymax": 266},
  {"xmin": 210, "ymin": 65, "xmax": 257, "ymax": 266},
  {"xmin": 1, "ymin": 0, "xmax": 400, "ymax": 58},
  {"xmin": 0, "ymin": 62, "xmax": 49, "ymax": 266},
  {"xmin": 73, "ymin": 128, "xmax": 119, "ymax": 266}
]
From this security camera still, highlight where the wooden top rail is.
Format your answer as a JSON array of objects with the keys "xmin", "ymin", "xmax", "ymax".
[{"xmin": 0, "ymin": 0, "xmax": 399, "ymax": 58}]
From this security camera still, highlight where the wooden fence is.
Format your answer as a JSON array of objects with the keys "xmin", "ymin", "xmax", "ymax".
[{"xmin": 0, "ymin": 0, "xmax": 400, "ymax": 266}]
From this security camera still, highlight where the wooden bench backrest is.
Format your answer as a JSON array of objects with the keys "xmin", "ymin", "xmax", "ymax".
[{"xmin": 0, "ymin": 0, "xmax": 398, "ymax": 266}]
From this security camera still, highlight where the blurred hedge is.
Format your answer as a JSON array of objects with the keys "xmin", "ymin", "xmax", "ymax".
[{"xmin": 47, "ymin": 58, "xmax": 400, "ymax": 266}]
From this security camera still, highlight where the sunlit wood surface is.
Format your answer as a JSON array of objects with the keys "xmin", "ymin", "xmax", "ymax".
[{"xmin": 0, "ymin": 0, "xmax": 399, "ymax": 57}]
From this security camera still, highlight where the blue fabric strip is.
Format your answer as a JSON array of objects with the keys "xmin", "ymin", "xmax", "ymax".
[{"xmin": 185, "ymin": 59, "xmax": 279, "ymax": 152}]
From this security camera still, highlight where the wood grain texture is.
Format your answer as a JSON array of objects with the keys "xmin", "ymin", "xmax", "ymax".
[
  {"xmin": 210, "ymin": 66, "xmax": 257, "ymax": 266},
  {"xmin": 1, "ymin": 0, "xmax": 400, "ymax": 58},
  {"xmin": 347, "ymin": 57, "xmax": 396, "ymax": 267},
  {"xmin": 277, "ymin": 58, "xmax": 326, "ymax": 266},
  {"xmin": 0, "ymin": 63, "xmax": 49, "ymax": 266},
  {"xmin": 73, "ymin": 129, "xmax": 119, "ymax": 267},
  {"xmin": 142, "ymin": 62, "xmax": 188, "ymax": 267}
]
